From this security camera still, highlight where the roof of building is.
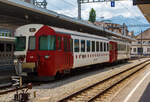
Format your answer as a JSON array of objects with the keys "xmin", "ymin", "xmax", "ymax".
[
  {"xmin": 0, "ymin": 0, "xmax": 134, "ymax": 41},
  {"xmin": 135, "ymin": 28, "xmax": 150, "ymax": 40},
  {"xmin": 138, "ymin": 4, "xmax": 150, "ymax": 23}
]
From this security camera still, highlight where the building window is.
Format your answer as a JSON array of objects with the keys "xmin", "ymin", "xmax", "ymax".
[
  {"xmin": 6, "ymin": 44, "xmax": 12, "ymax": 52},
  {"xmin": 0, "ymin": 43, "xmax": 4, "ymax": 52}
]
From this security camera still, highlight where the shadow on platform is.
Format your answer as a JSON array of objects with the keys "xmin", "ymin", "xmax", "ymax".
[{"xmin": 139, "ymin": 82, "xmax": 150, "ymax": 102}]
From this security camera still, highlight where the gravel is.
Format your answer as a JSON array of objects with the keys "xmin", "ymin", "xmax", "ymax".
[{"xmin": 0, "ymin": 58, "xmax": 148, "ymax": 102}]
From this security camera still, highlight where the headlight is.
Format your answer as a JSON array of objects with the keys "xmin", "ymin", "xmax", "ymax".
[{"xmin": 45, "ymin": 55, "xmax": 50, "ymax": 59}]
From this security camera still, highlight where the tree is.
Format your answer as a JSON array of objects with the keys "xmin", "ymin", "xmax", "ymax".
[{"xmin": 88, "ymin": 8, "xmax": 96, "ymax": 23}]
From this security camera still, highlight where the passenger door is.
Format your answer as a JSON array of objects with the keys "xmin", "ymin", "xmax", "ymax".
[
  {"xmin": 109, "ymin": 41, "xmax": 117, "ymax": 63},
  {"xmin": 63, "ymin": 37, "xmax": 70, "ymax": 68}
]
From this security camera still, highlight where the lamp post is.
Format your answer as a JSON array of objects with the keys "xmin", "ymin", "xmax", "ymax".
[
  {"xmin": 77, "ymin": 0, "xmax": 81, "ymax": 20},
  {"xmin": 140, "ymin": 30, "xmax": 143, "ymax": 57}
]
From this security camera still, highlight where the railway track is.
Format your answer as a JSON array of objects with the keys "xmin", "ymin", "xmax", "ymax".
[
  {"xmin": 0, "ymin": 86, "xmax": 27, "ymax": 95},
  {"xmin": 58, "ymin": 60, "xmax": 150, "ymax": 102},
  {"xmin": 0, "ymin": 77, "xmax": 31, "ymax": 96}
]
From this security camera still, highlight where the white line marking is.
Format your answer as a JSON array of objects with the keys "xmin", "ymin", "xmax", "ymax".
[{"xmin": 123, "ymin": 70, "xmax": 150, "ymax": 102}]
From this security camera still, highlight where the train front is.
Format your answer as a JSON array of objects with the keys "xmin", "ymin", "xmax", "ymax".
[{"xmin": 14, "ymin": 24, "xmax": 43, "ymax": 76}]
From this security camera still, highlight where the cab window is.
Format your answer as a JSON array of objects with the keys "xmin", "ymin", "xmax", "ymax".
[
  {"xmin": 39, "ymin": 35, "xmax": 56, "ymax": 50},
  {"xmin": 29, "ymin": 36, "xmax": 36, "ymax": 50}
]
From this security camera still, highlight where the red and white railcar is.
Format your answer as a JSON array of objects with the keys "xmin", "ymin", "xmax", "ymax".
[
  {"xmin": 17, "ymin": 24, "xmax": 130, "ymax": 79},
  {"xmin": 14, "ymin": 24, "xmax": 44, "ymax": 74}
]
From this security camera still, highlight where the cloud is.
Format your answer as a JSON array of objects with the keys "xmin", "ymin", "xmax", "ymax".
[{"xmin": 46, "ymin": 0, "xmax": 144, "ymax": 20}]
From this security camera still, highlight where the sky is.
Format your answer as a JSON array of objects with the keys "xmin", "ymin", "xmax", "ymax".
[{"xmin": 44, "ymin": 0, "xmax": 146, "ymax": 20}]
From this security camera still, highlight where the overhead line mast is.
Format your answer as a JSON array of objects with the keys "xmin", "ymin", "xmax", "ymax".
[
  {"xmin": 77, "ymin": 0, "xmax": 118, "ymax": 20},
  {"xmin": 77, "ymin": 0, "xmax": 150, "ymax": 20},
  {"xmin": 33, "ymin": 0, "xmax": 47, "ymax": 9}
]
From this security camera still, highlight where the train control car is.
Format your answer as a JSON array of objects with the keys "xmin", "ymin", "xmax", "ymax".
[
  {"xmin": 14, "ymin": 24, "xmax": 130, "ymax": 80},
  {"xmin": 0, "ymin": 36, "xmax": 16, "ymax": 87}
]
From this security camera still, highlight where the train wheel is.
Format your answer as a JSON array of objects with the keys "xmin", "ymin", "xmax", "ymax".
[{"xmin": 55, "ymin": 72, "xmax": 62, "ymax": 80}]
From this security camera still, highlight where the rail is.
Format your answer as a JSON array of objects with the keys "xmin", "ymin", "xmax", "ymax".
[{"xmin": 58, "ymin": 59, "xmax": 150, "ymax": 102}]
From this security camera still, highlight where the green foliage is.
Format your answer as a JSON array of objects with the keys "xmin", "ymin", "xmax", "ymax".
[{"xmin": 88, "ymin": 8, "xmax": 96, "ymax": 23}]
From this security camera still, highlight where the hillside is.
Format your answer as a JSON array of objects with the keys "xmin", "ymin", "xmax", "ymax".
[{"xmin": 97, "ymin": 15, "xmax": 150, "ymax": 35}]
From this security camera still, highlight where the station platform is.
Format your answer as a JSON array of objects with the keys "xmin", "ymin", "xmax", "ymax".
[{"xmin": 111, "ymin": 62, "xmax": 150, "ymax": 102}]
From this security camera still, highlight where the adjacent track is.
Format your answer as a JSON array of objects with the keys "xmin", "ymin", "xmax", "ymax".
[
  {"xmin": 0, "ymin": 86, "xmax": 27, "ymax": 95},
  {"xmin": 58, "ymin": 60, "xmax": 150, "ymax": 102}
]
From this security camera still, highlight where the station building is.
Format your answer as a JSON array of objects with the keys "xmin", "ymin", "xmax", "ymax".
[
  {"xmin": 0, "ymin": 29, "xmax": 12, "ymax": 37},
  {"xmin": 93, "ymin": 21, "xmax": 133, "ymax": 37},
  {"xmin": 131, "ymin": 28, "xmax": 150, "ymax": 57},
  {"xmin": 20, "ymin": 0, "xmax": 33, "ymax": 4}
]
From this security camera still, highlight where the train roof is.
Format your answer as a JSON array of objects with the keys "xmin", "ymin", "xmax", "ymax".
[
  {"xmin": 52, "ymin": 26, "xmax": 108, "ymax": 40},
  {"xmin": 15, "ymin": 24, "xmax": 44, "ymax": 36},
  {"xmin": 15, "ymin": 24, "xmax": 130, "ymax": 42},
  {"xmin": 0, "ymin": 36, "xmax": 15, "ymax": 42},
  {"xmin": 15, "ymin": 24, "xmax": 108, "ymax": 40}
]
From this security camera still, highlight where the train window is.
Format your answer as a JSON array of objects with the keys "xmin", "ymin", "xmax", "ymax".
[
  {"xmin": 96, "ymin": 41, "xmax": 99, "ymax": 52},
  {"xmin": 81, "ymin": 40, "xmax": 85, "ymax": 52},
  {"xmin": 118, "ymin": 44, "xmax": 120, "ymax": 51},
  {"xmin": 6, "ymin": 44, "xmax": 12, "ymax": 52},
  {"xmin": 0, "ymin": 43, "xmax": 4, "ymax": 52},
  {"xmin": 39, "ymin": 35, "xmax": 56, "ymax": 50},
  {"xmin": 120, "ymin": 44, "xmax": 122, "ymax": 51},
  {"xmin": 57, "ymin": 36, "xmax": 61, "ymax": 50},
  {"xmin": 2, "ymin": 33, "xmax": 4, "ymax": 36},
  {"xmin": 109, "ymin": 44, "xmax": 112, "ymax": 50},
  {"xmin": 107, "ymin": 43, "xmax": 109, "ymax": 51},
  {"xmin": 147, "ymin": 48, "xmax": 150, "ymax": 52},
  {"xmin": 100, "ymin": 42, "xmax": 103, "ymax": 52},
  {"xmin": 104, "ymin": 43, "xmax": 106, "ymax": 52},
  {"xmin": 15, "ymin": 37, "xmax": 26, "ymax": 51},
  {"xmin": 74, "ymin": 39, "xmax": 79, "ymax": 52},
  {"xmin": 64, "ymin": 38, "xmax": 68, "ymax": 52},
  {"xmin": 29, "ymin": 36, "xmax": 36, "ymax": 50},
  {"xmin": 70, "ymin": 39, "xmax": 73, "ymax": 52},
  {"xmin": 92, "ymin": 41, "xmax": 95, "ymax": 52},
  {"xmin": 124, "ymin": 45, "xmax": 127, "ymax": 51},
  {"xmin": 133, "ymin": 48, "xmax": 136, "ymax": 52},
  {"xmin": 119, "ymin": 44, "xmax": 126, "ymax": 51},
  {"xmin": 127, "ymin": 46, "xmax": 130, "ymax": 52},
  {"xmin": 87, "ymin": 40, "xmax": 90, "ymax": 52}
]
